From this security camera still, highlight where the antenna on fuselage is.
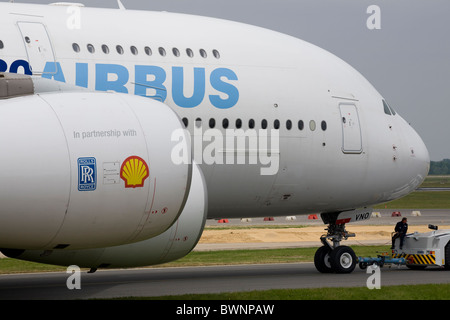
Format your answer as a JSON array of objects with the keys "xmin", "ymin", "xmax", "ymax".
[{"xmin": 117, "ymin": 0, "xmax": 126, "ymax": 10}]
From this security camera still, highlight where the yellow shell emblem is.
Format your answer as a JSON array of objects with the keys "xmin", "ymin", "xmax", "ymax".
[{"xmin": 120, "ymin": 156, "xmax": 150, "ymax": 188}]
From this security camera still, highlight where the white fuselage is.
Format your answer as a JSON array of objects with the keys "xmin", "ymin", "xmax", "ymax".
[{"xmin": 0, "ymin": 2, "xmax": 430, "ymax": 219}]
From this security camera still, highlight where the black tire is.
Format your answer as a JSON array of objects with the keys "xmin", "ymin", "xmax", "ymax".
[
  {"xmin": 314, "ymin": 246, "xmax": 333, "ymax": 273},
  {"xmin": 329, "ymin": 246, "xmax": 357, "ymax": 274}
]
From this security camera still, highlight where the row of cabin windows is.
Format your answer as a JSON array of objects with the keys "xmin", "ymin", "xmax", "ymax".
[
  {"xmin": 0, "ymin": 40, "xmax": 220, "ymax": 59},
  {"xmin": 72, "ymin": 43, "xmax": 220, "ymax": 59},
  {"xmin": 0, "ymin": 41, "xmax": 395, "ymax": 120},
  {"xmin": 182, "ymin": 118, "xmax": 328, "ymax": 131}
]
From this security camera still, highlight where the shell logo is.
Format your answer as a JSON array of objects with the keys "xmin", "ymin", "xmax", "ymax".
[{"xmin": 120, "ymin": 156, "xmax": 150, "ymax": 188}]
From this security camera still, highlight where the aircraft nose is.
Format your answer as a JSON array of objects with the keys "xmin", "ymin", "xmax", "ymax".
[
  {"xmin": 414, "ymin": 134, "xmax": 430, "ymax": 169},
  {"xmin": 407, "ymin": 125, "xmax": 430, "ymax": 187}
]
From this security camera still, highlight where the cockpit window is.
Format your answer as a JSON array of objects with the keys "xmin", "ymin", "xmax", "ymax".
[
  {"xmin": 383, "ymin": 100, "xmax": 396, "ymax": 116},
  {"xmin": 389, "ymin": 104, "xmax": 396, "ymax": 115},
  {"xmin": 383, "ymin": 100, "xmax": 391, "ymax": 115}
]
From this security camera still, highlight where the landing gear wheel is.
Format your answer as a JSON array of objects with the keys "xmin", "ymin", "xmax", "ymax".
[
  {"xmin": 315, "ymin": 211, "xmax": 360, "ymax": 274},
  {"xmin": 314, "ymin": 246, "xmax": 333, "ymax": 273},
  {"xmin": 329, "ymin": 246, "xmax": 357, "ymax": 274}
]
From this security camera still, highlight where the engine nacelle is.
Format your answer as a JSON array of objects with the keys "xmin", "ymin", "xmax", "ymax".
[
  {"xmin": 1, "ymin": 162, "xmax": 207, "ymax": 269},
  {"xmin": 0, "ymin": 90, "xmax": 192, "ymax": 250}
]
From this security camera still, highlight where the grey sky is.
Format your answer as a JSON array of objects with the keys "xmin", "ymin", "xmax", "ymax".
[{"xmin": 12, "ymin": 0, "xmax": 450, "ymax": 160}]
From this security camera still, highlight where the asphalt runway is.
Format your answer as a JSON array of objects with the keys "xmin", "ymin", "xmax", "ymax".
[
  {"xmin": 0, "ymin": 262, "xmax": 449, "ymax": 300},
  {"xmin": 1, "ymin": 209, "xmax": 450, "ymax": 300}
]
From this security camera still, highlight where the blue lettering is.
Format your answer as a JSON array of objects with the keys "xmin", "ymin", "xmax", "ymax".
[
  {"xmin": 0, "ymin": 59, "xmax": 7, "ymax": 72},
  {"xmin": 9, "ymin": 60, "xmax": 32, "ymax": 75},
  {"xmin": 96, "ymin": 64, "xmax": 129, "ymax": 93},
  {"xmin": 42, "ymin": 62, "xmax": 66, "ymax": 82},
  {"xmin": 2, "ymin": 60, "xmax": 240, "ymax": 109},
  {"xmin": 134, "ymin": 65, "xmax": 167, "ymax": 102},
  {"xmin": 76, "ymin": 63, "xmax": 89, "ymax": 88},
  {"xmin": 209, "ymin": 68, "xmax": 239, "ymax": 109},
  {"xmin": 172, "ymin": 67, "xmax": 205, "ymax": 108}
]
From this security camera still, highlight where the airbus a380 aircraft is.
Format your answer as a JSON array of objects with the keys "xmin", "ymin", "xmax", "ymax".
[{"xmin": 0, "ymin": 1, "xmax": 429, "ymax": 274}]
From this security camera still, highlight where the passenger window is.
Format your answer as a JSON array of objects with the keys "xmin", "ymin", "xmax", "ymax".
[
  {"xmin": 236, "ymin": 118, "xmax": 242, "ymax": 129},
  {"xmin": 87, "ymin": 44, "xmax": 95, "ymax": 53},
  {"xmin": 195, "ymin": 118, "xmax": 202, "ymax": 128},
  {"xmin": 116, "ymin": 45, "xmax": 124, "ymax": 55},
  {"xmin": 182, "ymin": 118, "xmax": 188, "ymax": 128},
  {"xmin": 159, "ymin": 47, "xmax": 166, "ymax": 57},
  {"xmin": 298, "ymin": 120, "xmax": 304, "ymax": 130},
  {"xmin": 309, "ymin": 120, "xmax": 316, "ymax": 131},
  {"xmin": 130, "ymin": 46, "xmax": 138, "ymax": 55},
  {"xmin": 321, "ymin": 121, "xmax": 327, "ymax": 131},
  {"xmin": 286, "ymin": 120, "xmax": 292, "ymax": 130},
  {"xmin": 213, "ymin": 49, "xmax": 220, "ymax": 59},
  {"xmin": 222, "ymin": 118, "xmax": 229, "ymax": 129},
  {"xmin": 186, "ymin": 48, "xmax": 194, "ymax": 58},
  {"xmin": 145, "ymin": 46, "xmax": 152, "ymax": 56},
  {"xmin": 173, "ymin": 48, "xmax": 180, "ymax": 57},
  {"xmin": 0, "ymin": 40, "xmax": 3, "ymax": 49},
  {"xmin": 261, "ymin": 119, "xmax": 268, "ymax": 129},
  {"xmin": 200, "ymin": 49, "xmax": 207, "ymax": 58},
  {"xmin": 249, "ymin": 119, "xmax": 255, "ymax": 129},
  {"xmin": 72, "ymin": 43, "xmax": 80, "ymax": 53},
  {"xmin": 102, "ymin": 44, "xmax": 109, "ymax": 54},
  {"xmin": 274, "ymin": 119, "xmax": 280, "ymax": 130},
  {"xmin": 209, "ymin": 118, "xmax": 216, "ymax": 128}
]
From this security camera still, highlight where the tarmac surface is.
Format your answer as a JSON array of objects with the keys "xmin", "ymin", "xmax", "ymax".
[
  {"xmin": 0, "ymin": 262, "xmax": 449, "ymax": 300},
  {"xmin": 0, "ymin": 209, "xmax": 449, "ymax": 300}
]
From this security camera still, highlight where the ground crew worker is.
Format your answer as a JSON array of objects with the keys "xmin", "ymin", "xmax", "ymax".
[{"xmin": 391, "ymin": 217, "xmax": 408, "ymax": 250}]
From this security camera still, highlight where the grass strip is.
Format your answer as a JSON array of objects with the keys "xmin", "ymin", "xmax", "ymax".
[
  {"xmin": 375, "ymin": 191, "xmax": 450, "ymax": 209},
  {"xmin": 157, "ymin": 245, "xmax": 390, "ymax": 267},
  {"xmin": 134, "ymin": 283, "xmax": 450, "ymax": 300},
  {"xmin": 0, "ymin": 245, "xmax": 391, "ymax": 273}
]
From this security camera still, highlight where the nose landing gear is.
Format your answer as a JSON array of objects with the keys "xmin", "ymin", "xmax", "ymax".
[{"xmin": 314, "ymin": 212, "xmax": 358, "ymax": 274}]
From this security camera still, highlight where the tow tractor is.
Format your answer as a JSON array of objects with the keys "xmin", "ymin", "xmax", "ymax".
[{"xmin": 358, "ymin": 225, "xmax": 450, "ymax": 270}]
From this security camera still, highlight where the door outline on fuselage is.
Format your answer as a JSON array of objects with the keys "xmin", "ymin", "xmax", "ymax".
[
  {"xmin": 17, "ymin": 21, "xmax": 56, "ymax": 75},
  {"xmin": 339, "ymin": 103, "xmax": 363, "ymax": 154}
]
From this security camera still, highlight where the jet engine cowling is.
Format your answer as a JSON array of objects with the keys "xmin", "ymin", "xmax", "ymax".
[
  {"xmin": 1, "ymin": 162, "xmax": 207, "ymax": 269},
  {"xmin": 0, "ymin": 90, "xmax": 192, "ymax": 250}
]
